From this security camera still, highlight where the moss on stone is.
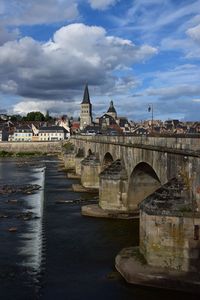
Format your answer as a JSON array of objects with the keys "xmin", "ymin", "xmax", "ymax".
[{"xmin": 62, "ymin": 142, "xmax": 75, "ymax": 154}]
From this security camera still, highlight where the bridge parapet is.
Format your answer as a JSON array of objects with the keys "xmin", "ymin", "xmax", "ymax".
[{"xmin": 71, "ymin": 135, "xmax": 200, "ymax": 153}]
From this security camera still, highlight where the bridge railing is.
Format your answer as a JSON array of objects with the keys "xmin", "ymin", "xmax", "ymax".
[{"xmin": 71, "ymin": 135, "xmax": 200, "ymax": 152}]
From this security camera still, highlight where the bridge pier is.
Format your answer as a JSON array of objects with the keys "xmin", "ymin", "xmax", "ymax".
[
  {"xmin": 116, "ymin": 178, "xmax": 200, "ymax": 292},
  {"xmin": 81, "ymin": 154, "xmax": 101, "ymax": 189},
  {"xmin": 75, "ymin": 151, "xmax": 84, "ymax": 176},
  {"xmin": 99, "ymin": 160, "xmax": 128, "ymax": 211},
  {"xmin": 63, "ymin": 153, "xmax": 76, "ymax": 170}
]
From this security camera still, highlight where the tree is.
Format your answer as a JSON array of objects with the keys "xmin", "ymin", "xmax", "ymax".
[
  {"xmin": 10, "ymin": 114, "xmax": 22, "ymax": 121},
  {"xmin": 26, "ymin": 111, "xmax": 45, "ymax": 121}
]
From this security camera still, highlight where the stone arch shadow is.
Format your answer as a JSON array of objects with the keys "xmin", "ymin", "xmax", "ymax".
[
  {"xmin": 76, "ymin": 147, "xmax": 85, "ymax": 158},
  {"xmin": 102, "ymin": 152, "xmax": 114, "ymax": 169},
  {"xmin": 87, "ymin": 149, "xmax": 93, "ymax": 156},
  {"xmin": 127, "ymin": 162, "xmax": 161, "ymax": 211}
]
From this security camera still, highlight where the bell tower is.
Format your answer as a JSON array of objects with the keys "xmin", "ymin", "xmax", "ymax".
[
  {"xmin": 107, "ymin": 100, "xmax": 117, "ymax": 119},
  {"xmin": 80, "ymin": 84, "xmax": 92, "ymax": 130}
]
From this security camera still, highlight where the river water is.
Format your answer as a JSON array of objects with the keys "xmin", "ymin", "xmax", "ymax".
[{"xmin": 0, "ymin": 157, "xmax": 198, "ymax": 300}]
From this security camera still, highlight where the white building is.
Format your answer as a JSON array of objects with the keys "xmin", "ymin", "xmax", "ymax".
[
  {"xmin": 13, "ymin": 126, "xmax": 33, "ymax": 142},
  {"xmin": 38, "ymin": 126, "xmax": 69, "ymax": 141}
]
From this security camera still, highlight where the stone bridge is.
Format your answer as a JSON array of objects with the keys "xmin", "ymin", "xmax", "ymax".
[
  {"xmin": 68, "ymin": 135, "xmax": 200, "ymax": 212},
  {"xmin": 64, "ymin": 135, "xmax": 200, "ymax": 275}
]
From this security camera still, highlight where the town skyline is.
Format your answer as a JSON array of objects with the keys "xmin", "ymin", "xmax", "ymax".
[{"xmin": 0, "ymin": 0, "xmax": 200, "ymax": 121}]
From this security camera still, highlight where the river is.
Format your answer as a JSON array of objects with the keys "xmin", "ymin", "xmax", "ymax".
[{"xmin": 0, "ymin": 157, "xmax": 198, "ymax": 299}]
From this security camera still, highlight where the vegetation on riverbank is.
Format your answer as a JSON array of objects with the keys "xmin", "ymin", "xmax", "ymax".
[{"xmin": 0, "ymin": 150, "xmax": 47, "ymax": 157}]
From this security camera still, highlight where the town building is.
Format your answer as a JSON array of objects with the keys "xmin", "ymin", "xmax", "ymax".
[
  {"xmin": 13, "ymin": 126, "xmax": 33, "ymax": 142},
  {"xmin": 38, "ymin": 126, "xmax": 69, "ymax": 141},
  {"xmin": 55, "ymin": 115, "xmax": 71, "ymax": 134},
  {"xmin": 0, "ymin": 125, "xmax": 9, "ymax": 141}
]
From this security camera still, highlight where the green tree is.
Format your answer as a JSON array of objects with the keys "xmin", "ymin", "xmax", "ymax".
[
  {"xmin": 26, "ymin": 111, "xmax": 45, "ymax": 121},
  {"xmin": 10, "ymin": 114, "xmax": 22, "ymax": 121}
]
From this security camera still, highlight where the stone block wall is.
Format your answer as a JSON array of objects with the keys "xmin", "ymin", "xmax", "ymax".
[
  {"xmin": 0, "ymin": 141, "xmax": 62, "ymax": 153},
  {"xmin": 81, "ymin": 163, "xmax": 101, "ymax": 189},
  {"xmin": 75, "ymin": 157, "xmax": 84, "ymax": 175},
  {"xmin": 80, "ymin": 155, "xmax": 101, "ymax": 188},
  {"xmin": 140, "ymin": 210, "xmax": 200, "ymax": 272},
  {"xmin": 63, "ymin": 153, "xmax": 76, "ymax": 170},
  {"xmin": 99, "ymin": 178, "xmax": 127, "ymax": 211}
]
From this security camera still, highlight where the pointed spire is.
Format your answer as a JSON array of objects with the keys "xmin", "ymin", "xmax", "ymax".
[
  {"xmin": 107, "ymin": 100, "xmax": 116, "ymax": 113},
  {"xmin": 82, "ymin": 84, "xmax": 91, "ymax": 104}
]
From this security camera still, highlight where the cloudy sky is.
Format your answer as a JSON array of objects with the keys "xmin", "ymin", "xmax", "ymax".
[{"xmin": 0, "ymin": 0, "xmax": 200, "ymax": 120}]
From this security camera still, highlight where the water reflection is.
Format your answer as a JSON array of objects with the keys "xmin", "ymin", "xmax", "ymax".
[
  {"xmin": 0, "ymin": 158, "xmax": 198, "ymax": 300},
  {"xmin": 18, "ymin": 167, "xmax": 45, "ymax": 276}
]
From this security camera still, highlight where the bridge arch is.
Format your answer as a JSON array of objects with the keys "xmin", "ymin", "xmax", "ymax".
[
  {"xmin": 88, "ymin": 149, "xmax": 93, "ymax": 156},
  {"xmin": 127, "ymin": 162, "xmax": 161, "ymax": 211},
  {"xmin": 102, "ymin": 152, "xmax": 114, "ymax": 169}
]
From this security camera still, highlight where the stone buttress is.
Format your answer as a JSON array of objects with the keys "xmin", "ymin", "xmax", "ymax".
[
  {"xmin": 81, "ymin": 154, "xmax": 101, "ymax": 189},
  {"xmin": 99, "ymin": 159, "xmax": 128, "ymax": 211},
  {"xmin": 139, "ymin": 178, "xmax": 200, "ymax": 272}
]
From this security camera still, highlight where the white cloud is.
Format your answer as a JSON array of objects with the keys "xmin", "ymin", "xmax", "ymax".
[
  {"xmin": 12, "ymin": 99, "xmax": 79, "ymax": 116},
  {"xmin": 0, "ymin": 80, "xmax": 18, "ymax": 93},
  {"xmin": 124, "ymin": 63, "xmax": 200, "ymax": 120},
  {"xmin": 146, "ymin": 85, "xmax": 200, "ymax": 100},
  {"xmin": 0, "ymin": 23, "xmax": 157, "ymax": 102},
  {"xmin": 0, "ymin": 26, "xmax": 20, "ymax": 45},
  {"xmin": 187, "ymin": 23, "xmax": 200, "ymax": 42},
  {"xmin": 116, "ymin": 0, "xmax": 200, "ymax": 48},
  {"xmin": 143, "ymin": 64, "xmax": 200, "ymax": 100},
  {"xmin": 88, "ymin": 0, "xmax": 118, "ymax": 10},
  {"xmin": 0, "ymin": 0, "xmax": 79, "ymax": 26}
]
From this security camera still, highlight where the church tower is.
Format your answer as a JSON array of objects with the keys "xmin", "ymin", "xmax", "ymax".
[
  {"xmin": 106, "ymin": 100, "xmax": 117, "ymax": 120},
  {"xmin": 80, "ymin": 84, "xmax": 92, "ymax": 130}
]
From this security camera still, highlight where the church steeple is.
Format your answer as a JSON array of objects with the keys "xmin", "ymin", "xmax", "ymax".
[
  {"xmin": 107, "ymin": 100, "xmax": 117, "ymax": 119},
  {"xmin": 80, "ymin": 84, "xmax": 92, "ymax": 130},
  {"xmin": 82, "ymin": 84, "xmax": 90, "ymax": 104},
  {"xmin": 107, "ymin": 100, "xmax": 116, "ymax": 113}
]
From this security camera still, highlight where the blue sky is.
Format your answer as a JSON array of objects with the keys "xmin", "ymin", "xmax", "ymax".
[{"xmin": 0, "ymin": 0, "xmax": 200, "ymax": 120}]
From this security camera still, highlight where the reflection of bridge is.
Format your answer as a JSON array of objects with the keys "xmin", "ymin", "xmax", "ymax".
[{"xmin": 70, "ymin": 135, "xmax": 200, "ymax": 212}]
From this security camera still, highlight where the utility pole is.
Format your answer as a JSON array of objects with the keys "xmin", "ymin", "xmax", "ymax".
[{"xmin": 148, "ymin": 103, "xmax": 154, "ymax": 133}]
